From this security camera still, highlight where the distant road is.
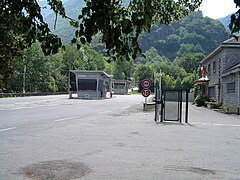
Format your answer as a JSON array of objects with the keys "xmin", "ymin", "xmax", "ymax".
[{"xmin": 0, "ymin": 94, "xmax": 144, "ymax": 131}]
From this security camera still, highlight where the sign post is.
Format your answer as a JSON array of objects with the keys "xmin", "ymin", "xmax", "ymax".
[{"xmin": 141, "ymin": 79, "xmax": 151, "ymax": 111}]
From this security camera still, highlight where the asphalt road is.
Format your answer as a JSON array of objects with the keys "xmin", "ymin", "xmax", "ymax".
[{"xmin": 0, "ymin": 94, "xmax": 240, "ymax": 180}]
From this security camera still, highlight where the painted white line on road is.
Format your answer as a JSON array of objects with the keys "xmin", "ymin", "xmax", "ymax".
[
  {"xmin": 0, "ymin": 127, "xmax": 16, "ymax": 132},
  {"xmin": 212, "ymin": 123, "xmax": 240, "ymax": 127},
  {"xmin": 54, "ymin": 116, "xmax": 79, "ymax": 122},
  {"xmin": 121, "ymin": 106, "xmax": 130, "ymax": 110},
  {"xmin": 193, "ymin": 122, "xmax": 240, "ymax": 127},
  {"xmin": 0, "ymin": 107, "xmax": 34, "ymax": 111},
  {"xmin": 15, "ymin": 102, "xmax": 30, "ymax": 105},
  {"xmin": 97, "ymin": 111, "xmax": 110, "ymax": 115},
  {"xmin": 136, "ymin": 102, "xmax": 142, "ymax": 105}
]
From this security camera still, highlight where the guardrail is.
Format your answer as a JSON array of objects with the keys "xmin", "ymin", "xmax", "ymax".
[{"xmin": 0, "ymin": 92, "xmax": 72, "ymax": 98}]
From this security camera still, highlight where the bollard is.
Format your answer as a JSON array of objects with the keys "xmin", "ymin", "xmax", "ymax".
[{"xmin": 69, "ymin": 91, "xmax": 72, "ymax": 99}]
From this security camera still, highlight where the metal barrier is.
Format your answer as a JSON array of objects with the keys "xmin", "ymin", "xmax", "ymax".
[
  {"xmin": 0, "ymin": 92, "xmax": 70, "ymax": 98},
  {"xmin": 155, "ymin": 88, "xmax": 189, "ymax": 123}
]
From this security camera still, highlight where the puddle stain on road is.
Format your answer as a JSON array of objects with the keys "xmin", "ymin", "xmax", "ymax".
[
  {"xmin": 18, "ymin": 160, "xmax": 91, "ymax": 180},
  {"xmin": 164, "ymin": 165, "xmax": 216, "ymax": 175}
]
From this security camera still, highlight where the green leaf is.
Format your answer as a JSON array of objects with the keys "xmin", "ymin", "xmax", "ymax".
[
  {"xmin": 80, "ymin": 37, "xmax": 86, "ymax": 44},
  {"xmin": 78, "ymin": 15, "xmax": 83, "ymax": 20},
  {"xmin": 71, "ymin": 38, "xmax": 77, "ymax": 44},
  {"xmin": 75, "ymin": 30, "xmax": 79, "ymax": 38}
]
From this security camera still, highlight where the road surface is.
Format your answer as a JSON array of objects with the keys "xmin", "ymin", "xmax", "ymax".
[{"xmin": 0, "ymin": 94, "xmax": 240, "ymax": 179}]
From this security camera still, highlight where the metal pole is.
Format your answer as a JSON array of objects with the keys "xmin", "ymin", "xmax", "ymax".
[
  {"xmin": 23, "ymin": 65, "xmax": 26, "ymax": 95},
  {"xmin": 237, "ymin": 71, "xmax": 240, "ymax": 115},
  {"xmin": 159, "ymin": 69, "xmax": 162, "ymax": 97},
  {"xmin": 185, "ymin": 89, "xmax": 189, "ymax": 123},
  {"xmin": 157, "ymin": 69, "xmax": 162, "ymax": 122},
  {"xmin": 155, "ymin": 87, "xmax": 157, "ymax": 121},
  {"xmin": 179, "ymin": 90, "xmax": 182, "ymax": 123},
  {"xmin": 155, "ymin": 87, "xmax": 160, "ymax": 122},
  {"xmin": 145, "ymin": 97, "xmax": 147, "ymax": 111},
  {"xmin": 160, "ymin": 90, "xmax": 164, "ymax": 122}
]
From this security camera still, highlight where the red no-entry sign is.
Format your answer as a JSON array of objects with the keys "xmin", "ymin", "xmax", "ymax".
[{"xmin": 142, "ymin": 88, "xmax": 151, "ymax": 97}]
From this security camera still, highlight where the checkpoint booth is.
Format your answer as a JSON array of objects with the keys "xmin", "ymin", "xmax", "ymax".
[
  {"xmin": 70, "ymin": 70, "xmax": 113, "ymax": 99},
  {"xmin": 113, "ymin": 80, "xmax": 131, "ymax": 95}
]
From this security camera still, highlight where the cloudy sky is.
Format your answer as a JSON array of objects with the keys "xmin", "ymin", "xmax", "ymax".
[{"xmin": 200, "ymin": 0, "xmax": 237, "ymax": 19}]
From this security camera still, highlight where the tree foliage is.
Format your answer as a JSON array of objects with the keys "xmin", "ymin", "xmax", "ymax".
[
  {"xmin": 230, "ymin": 0, "xmax": 240, "ymax": 36},
  {"xmin": 73, "ymin": 0, "xmax": 202, "ymax": 60},
  {"xmin": 6, "ymin": 42, "xmax": 107, "ymax": 93},
  {"xmin": 0, "ymin": 0, "xmax": 67, "ymax": 88}
]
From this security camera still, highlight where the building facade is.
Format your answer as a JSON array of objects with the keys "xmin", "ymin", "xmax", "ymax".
[
  {"xmin": 200, "ymin": 38, "xmax": 240, "ymax": 114},
  {"xmin": 113, "ymin": 80, "xmax": 131, "ymax": 95}
]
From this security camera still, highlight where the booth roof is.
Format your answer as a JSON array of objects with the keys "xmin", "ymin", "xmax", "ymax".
[
  {"xmin": 70, "ymin": 70, "xmax": 113, "ymax": 78},
  {"xmin": 195, "ymin": 76, "xmax": 210, "ymax": 85}
]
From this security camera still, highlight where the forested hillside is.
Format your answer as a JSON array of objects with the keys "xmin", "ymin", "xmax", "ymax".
[{"xmin": 139, "ymin": 11, "xmax": 228, "ymax": 60}]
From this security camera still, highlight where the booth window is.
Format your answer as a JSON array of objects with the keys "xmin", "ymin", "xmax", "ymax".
[{"xmin": 78, "ymin": 79, "xmax": 97, "ymax": 90}]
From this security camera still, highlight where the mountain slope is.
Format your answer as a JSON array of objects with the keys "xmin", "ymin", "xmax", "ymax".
[
  {"xmin": 45, "ymin": 0, "xmax": 84, "ymax": 43},
  {"xmin": 218, "ymin": 13, "xmax": 233, "ymax": 33},
  {"xmin": 139, "ymin": 11, "xmax": 228, "ymax": 60}
]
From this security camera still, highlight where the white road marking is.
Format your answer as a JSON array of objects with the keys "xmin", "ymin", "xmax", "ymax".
[
  {"xmin": 193, "ymin": 122, "xmax": 240, "ymax": 127},
  {"xmin": 14, "ymin": 102, "xmax": 30, "ymax": 105},
  {"xmin": 212, "ymin": 123, "xmax": 240, "ymax": 127},
  {"xmin": 136, "ymin": 102, "xmax": 142, "ymax": 105},
  {"xmin": 0, "ymin": 107, "xmax": 34, "ymax": 111},
  {"xmin": 0, "ymin": 127, "xmax": 16, "ymax": 132},
  {"xmin": 121, "ymin": 106, "xmax": 130, "ymax": 110},
  {"xmin": 97, "ymin": 111, "xmax": 110, "ymax": 115},
  {"xmin": 54, "ymin": 116, "xmax": 79, "ymax": 122}
]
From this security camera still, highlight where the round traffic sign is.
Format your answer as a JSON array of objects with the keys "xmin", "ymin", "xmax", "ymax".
[
  {"xmin": 141, "ymin": 79, "xmax": 151, "ymax": 89},
  {"xmin": 142, "ymin": 88, "xmax": 151, "ymax": 97}
]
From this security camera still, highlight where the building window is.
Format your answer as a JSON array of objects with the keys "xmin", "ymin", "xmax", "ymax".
[
  {"xmin": 208, "ymin": 64, "xmax": 211, "ymax": 74},
  {"xmin": 213, "ymin": 61, "xmax": 216, "ymax": 73},
  {"xmin": 208, "ymin": 86, "xmax": 215, "ymax": 98},
  {"xmin": 78, "ymin": 79, "xmax": 97, "ymax": 91},
  {"xmin": 227, "ymin": 82, "xmax": 235, "ymax": 93}
]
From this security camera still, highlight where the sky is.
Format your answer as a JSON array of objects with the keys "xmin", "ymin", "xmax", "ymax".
[
  {"xmin": 199, "ymin": 0, "xmax": 238, "ymax": 19},
  {"xmin": 38, "ymin": 0, "xmax": 238, "ymax": 20}
]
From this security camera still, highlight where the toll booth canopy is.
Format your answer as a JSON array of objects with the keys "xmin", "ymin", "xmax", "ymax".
[{"xmin": 71, "ymin": 70, "xmax": 113, "ymax": 99}]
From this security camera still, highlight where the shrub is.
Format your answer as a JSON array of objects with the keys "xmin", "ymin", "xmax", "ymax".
[{"xmin": 194, "ymin": 95, "xmax": 209, "ymax": 107}]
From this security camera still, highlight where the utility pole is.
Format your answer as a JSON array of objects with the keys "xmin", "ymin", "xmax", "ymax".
[
  {"xmin": 22, "ymin": 65, "xmax": 26, "ymax": 96},
  {"xmin": 159, "ymin": 69, "xmax": 162, "ymax": 95}
]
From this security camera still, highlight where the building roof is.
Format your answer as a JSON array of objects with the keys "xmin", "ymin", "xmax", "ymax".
[
  {"xmin": 201, "ymin": 38, "xmax": 240, "ymax": 64},
  {"xmin": 70, "ymin": 70, "xmax": 113, "ymax": 78},
  {"xmin": 195, "ymin": 76, "xmax": 210, "ymax": 85},
  {"xmin": 222, "ymin": 62, "xmax": 240, "ymax": 77},
  {"xmin": 113, "ymin": 79, "xmax": 131, "ymax": 84}
]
